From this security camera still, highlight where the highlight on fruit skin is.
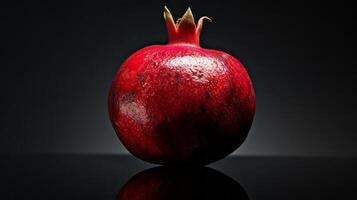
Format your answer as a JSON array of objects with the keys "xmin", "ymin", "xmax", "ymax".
[{"xmin": 108, "ymin": 6, "xmax": 255, "ymax": 165}]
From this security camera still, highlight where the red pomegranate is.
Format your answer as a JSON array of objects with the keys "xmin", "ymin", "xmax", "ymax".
[{"xmin": 108, "ymin": 7, "xmax": 255, "ymax": 165}]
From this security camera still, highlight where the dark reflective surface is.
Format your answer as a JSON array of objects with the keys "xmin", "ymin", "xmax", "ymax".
[
  {"xmin": 117, "ymin": 166, "xmax": 248, "ymax": 200},
  {"xmin": 1, "ymin": 155, "xmax": 355, "ymax": 199}
]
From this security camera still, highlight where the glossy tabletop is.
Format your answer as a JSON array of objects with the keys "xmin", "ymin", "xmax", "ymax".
[{"xmin": 1, "ymin": 155, "xmax": 355, "ymax": 199}]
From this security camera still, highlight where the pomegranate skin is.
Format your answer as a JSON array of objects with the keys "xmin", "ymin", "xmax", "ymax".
[{"xmin": 108, "ymin": 44, "xmax": 255, "ymax": 165}]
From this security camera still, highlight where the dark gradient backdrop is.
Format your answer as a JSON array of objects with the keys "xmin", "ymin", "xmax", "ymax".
[{"xmin": 1, "ymin": 0, "xmax": 355, "ymax": 156}]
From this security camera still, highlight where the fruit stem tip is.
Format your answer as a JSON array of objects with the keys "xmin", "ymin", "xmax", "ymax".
[{"xmin": 163, "ymin": 6, "xmax": 211, "ymax": 46}]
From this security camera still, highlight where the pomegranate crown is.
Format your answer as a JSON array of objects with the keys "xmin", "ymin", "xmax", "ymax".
[{"xmin": 163, "ymin": 6, "xmax": 211, "ymax": 46}]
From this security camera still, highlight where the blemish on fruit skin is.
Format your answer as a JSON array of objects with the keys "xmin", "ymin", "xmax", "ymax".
[
  {"xmin": 220, "ymin": 54, "xmax": 228, "ymax": 59},
  {"xmin": 121, "ymin": 91, "xmax": 136, "ymax": 102},
  {"xmin": 137, "ymin": 74, "xmax": 145, "ymax": 83},
  {"xmin": 205, "ymin": 91, "xmax": 210, "ymax": 98},
  {"xmin": 174, "ymin": 75, "xmax": 181, "ymax": 84}
]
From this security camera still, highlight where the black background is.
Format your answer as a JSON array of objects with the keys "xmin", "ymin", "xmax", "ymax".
[{"xmin": 1, "ymin": 0, "xmax": 355, "ymax": 156}]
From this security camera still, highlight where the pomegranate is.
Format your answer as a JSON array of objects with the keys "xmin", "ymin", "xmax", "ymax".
[{"xmin": 108, "ymin": 7, "xmax": 255, "ymax": 165}]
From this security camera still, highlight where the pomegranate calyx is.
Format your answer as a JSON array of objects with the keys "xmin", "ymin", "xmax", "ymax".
[{"xmin": 163, "ymin": 6, "xmax": 211, "ymax": 46}]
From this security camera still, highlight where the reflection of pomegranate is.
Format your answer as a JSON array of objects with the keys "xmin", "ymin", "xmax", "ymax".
[
  {"xmin": 117, "ymin": 167, "xmax": 249, "ymax": 200},
  {"xmin": 108, "ymin": 7, "xmax": 255, "ymax": 165}
]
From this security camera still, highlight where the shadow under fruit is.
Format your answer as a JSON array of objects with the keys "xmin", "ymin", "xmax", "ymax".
[{"xmin": 108, "ymin": 7, "xmax": 255, "ymax": 165}]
